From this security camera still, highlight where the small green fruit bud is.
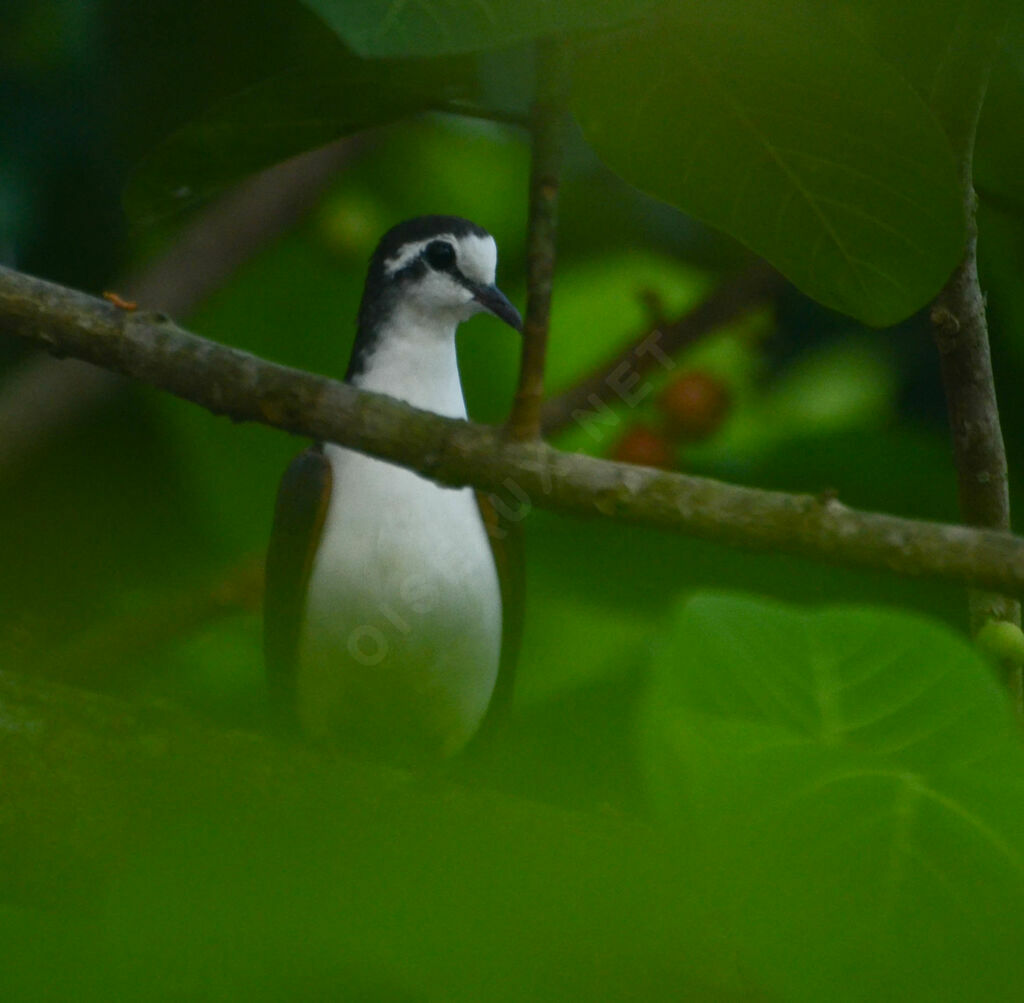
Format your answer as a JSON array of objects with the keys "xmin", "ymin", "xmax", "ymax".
[{"xmin": 976, "ymin": 619, "xmax": 1024, "ymax": 665}]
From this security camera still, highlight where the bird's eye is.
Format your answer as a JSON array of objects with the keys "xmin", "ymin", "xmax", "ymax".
[{"xmin": 424, "ymin": 240, "xmax": 456, "ymax": 270}]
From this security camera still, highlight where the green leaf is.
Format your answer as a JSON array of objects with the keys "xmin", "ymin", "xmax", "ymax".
[
  {"xmin": 976, "ymin": 43, "xmax": 1024, "ymax": 214},
  {"xmin": 844, "ymin": 0, "xmax": 1014, "ymax": 161},
  {"xmin": 125, "ymin": 53, "xmax": 478, "ymax": 224},
  {"xmin": 641, "ymin": 593, "xmax": 1024, "ymax": 999},
  {"xmin": 573, "ymin": 15, "xmax": 966, "ymax": 325},
  {"xmin": 299, "ymin": 0, "xmax": 658, "ymax": 58}
]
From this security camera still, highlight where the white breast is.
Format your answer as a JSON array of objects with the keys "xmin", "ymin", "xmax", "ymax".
[{"xmin": 297, "ymin": 317, "xmax": 502, "ymax": 759}]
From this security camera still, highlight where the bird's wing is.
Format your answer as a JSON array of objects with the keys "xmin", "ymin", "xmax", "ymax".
[
  {"xmin": 474, "ymin": 490, "xmax": 526, "ymax": 735},
  {"xmin": 264, "ymin": 444, "xmax": 333, "ymax": 719}
]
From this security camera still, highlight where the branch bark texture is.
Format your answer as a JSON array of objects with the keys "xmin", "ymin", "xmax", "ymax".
[
  {"xmin": 4, "ymin": 264, "xmax": 1024, "ymax": 594},
  {"xmin": 931, "ymin": 194, "xmax": 1018, "ymax": 629},
  {"xmin": 0, "ymin": 139, "xmax": 357, "ymax": 472},
  {"xmin": 928, "ymin": 27, "xmax": 1020, "ymax": 671}
]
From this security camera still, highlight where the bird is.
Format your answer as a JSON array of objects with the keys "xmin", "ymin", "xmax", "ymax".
[{"xmin": 264, "ymin": 216, "xmax": 524, "ymax": 764}]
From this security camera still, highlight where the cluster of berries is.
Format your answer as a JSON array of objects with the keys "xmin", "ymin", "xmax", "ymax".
[{"xmin": 611, "ymin": 371, "xmax": 731, "ymax": 469}]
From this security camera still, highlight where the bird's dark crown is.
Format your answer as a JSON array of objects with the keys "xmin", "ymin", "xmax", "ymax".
[{"xmin": 369, "ymin": 215, "xmax": 488, "ymax": 274}]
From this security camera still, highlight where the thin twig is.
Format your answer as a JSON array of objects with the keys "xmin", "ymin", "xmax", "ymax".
[
  {"xmin": 507, "ymin": 41, "xmax": 573, "ymax": 441},
  {"xmin": 6, "ymin": 264, "xmax": 1024, "ymax": 594},
  {"xmin": 541, "ymin": 261, "xmax": 782, "ymax": 436}
]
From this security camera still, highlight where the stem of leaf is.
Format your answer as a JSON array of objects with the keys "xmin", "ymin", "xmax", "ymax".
[{"xmin": 507, "ymin": 40, "xmax": 572, "ymax": 442}]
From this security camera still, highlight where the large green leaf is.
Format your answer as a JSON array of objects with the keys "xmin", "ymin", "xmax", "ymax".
[
  {"xmin": 641, "ymin": 593, "xmax": 1024, "ymax": 1000},
  {"xmin": 299, "ymin": 0, "xmax": 657, "ymax": 58},
  {"xmin": 976, "ymin": 39, "xmax": 1024, "ymax": 214},
  {"xmin": 125, "ymin": 53, "xmax": 479, "ymax": 223},
  {"xmin": 574, "ymin": 14, "xmax": 965, "ymax": 325},
  {"xmin": 842, "ymin": 0, "xmax": 1015, "ymax": 161}
]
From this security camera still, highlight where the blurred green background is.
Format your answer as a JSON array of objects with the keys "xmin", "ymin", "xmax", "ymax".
[
  {"xmin": 4, "ymin": 1, "xmax": 1024, "ymax": 999},
  {"xmin": 5, "ymin": 0, "xmax": 1023, "ymax": 746}
]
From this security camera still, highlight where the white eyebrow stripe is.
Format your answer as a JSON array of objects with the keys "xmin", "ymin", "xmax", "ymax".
[
  {"xmin": 383, "ymin": 235, "xmax": 458, "ymax": 275},
  {"xmin": 457, "ymin": 234, "xmax": 497, "ymax": 286}
]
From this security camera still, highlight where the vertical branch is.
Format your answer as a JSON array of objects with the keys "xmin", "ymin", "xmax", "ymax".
[
  {"xmin": 507, "ymin": 41, "xmax": 572, "ymax": 442},
  {"xmin": 930, "ymin": 69, "xmax": 1022, "ymax": 704},
  {"xmin": 932, "ymin": 196, "xmax": 1012, "ymax": 571}
]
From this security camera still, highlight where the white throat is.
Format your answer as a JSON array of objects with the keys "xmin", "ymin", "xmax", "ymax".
[{"xmin": 351, "ymin": 304, "xmax": 467, "ymax": 419}]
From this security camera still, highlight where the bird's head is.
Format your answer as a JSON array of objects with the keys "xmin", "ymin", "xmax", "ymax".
[{"xmin": 357, "ymin": 216, "xmax": 522, "ymax": 337}]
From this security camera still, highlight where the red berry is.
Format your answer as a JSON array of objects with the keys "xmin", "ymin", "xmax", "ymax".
[
  {"xmin": 657, "ymin": 371, "xmax": 731, "ymax": 441},
  {"xmin": 611, "ymin": 425, "xmax": 675, "ymax": 469}
]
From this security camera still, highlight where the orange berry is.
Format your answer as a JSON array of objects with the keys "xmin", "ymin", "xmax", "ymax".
[
  {"xmin": 658, "ymin": 371, "xmax": 731, "ymax": 441},
  {"xmin": 611, "ymin": 425, "xmax": 675, "ymax": 469}
]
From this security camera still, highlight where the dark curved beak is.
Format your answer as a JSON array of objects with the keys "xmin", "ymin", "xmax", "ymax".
[{"xmin": 473, "ymin": 283, "xmax": 523, "ymax": 332}]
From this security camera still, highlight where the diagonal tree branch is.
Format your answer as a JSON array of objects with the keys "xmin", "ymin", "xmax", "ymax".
[
  {"xmin": 0, "ymin": 138, "xmax": 359, "ymax": 473},
  {"xmin": 4, "ymin": 263, "xmax": 1024, "ymax": 593},
  {"xmin": 540, "ymin": 261, "xmax": 782, "ymax": 437}
]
